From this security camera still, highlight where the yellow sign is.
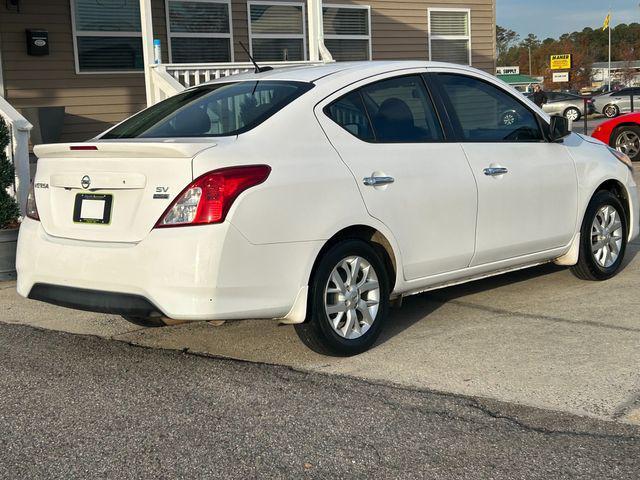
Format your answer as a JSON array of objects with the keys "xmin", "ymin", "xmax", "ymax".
[{"xmin": 550, "ymin": 54, "xmax": 572, "ymax": 70}]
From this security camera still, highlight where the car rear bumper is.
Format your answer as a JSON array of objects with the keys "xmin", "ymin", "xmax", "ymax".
[
  {"xmin": 28, "ymin": 283, "xmax": 161, "ymax": 317},
  {"xmin": 16, "ymin": 219, "xmax": 321, "ymax": 321}
]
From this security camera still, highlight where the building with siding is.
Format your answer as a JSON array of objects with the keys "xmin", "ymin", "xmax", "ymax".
[{"xmin": 0, "ymin": 0, "xmax": 496, "ymax": 143}]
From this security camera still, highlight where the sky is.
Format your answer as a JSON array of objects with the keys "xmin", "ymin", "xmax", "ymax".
[{"xmin": 497, "ymin": 0, "xmax": 640, "ymax": 39}]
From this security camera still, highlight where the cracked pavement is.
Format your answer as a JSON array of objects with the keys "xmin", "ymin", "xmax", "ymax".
[{"xmin": 1, "ymin": 322, "xmax": 639, "ymax": 479}]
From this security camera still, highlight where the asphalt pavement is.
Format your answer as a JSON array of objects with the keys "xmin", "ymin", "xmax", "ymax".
[{"xmin": 1, "ymin": 322, "xmax": 639, "ymax": 479}]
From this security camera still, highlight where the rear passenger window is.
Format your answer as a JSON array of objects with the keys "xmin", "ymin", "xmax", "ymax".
[
  {"xmin": 361, "ymin": 75, "xmax": 443, "ymax": 143},
  {"xmin": 325, "ymin": 91, "xmax": 375, "ymax": 142},
  {"xmin": 325, "ymin": 74, "xmax": 444, "ymax": 143},
  {"xmin": 437, "ymin": 73, "xmax": 543, "ymax": 142}
]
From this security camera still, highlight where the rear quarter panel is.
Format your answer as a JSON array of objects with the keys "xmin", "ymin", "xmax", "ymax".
[{"xmin": 191, "ymin": 93, "xmax": 391, "ymax": 246}]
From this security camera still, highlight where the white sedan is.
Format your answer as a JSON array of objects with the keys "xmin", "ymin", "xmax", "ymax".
[{"xmin": 17, "ymin": 61, "xmax": 639, "ymax": 356}]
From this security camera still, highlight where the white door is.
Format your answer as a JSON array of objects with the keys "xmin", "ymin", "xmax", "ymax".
[
  {"xmin": 316, "ymin": 73, "xmax": 478, "ymax": 280},
  {"xmin": 433, "ymin": 71, "xmax": 578, "ymax": 266}
]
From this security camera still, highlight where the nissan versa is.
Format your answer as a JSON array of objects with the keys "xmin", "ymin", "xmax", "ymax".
[{"xmin": 17, "ymin": 61, "xmax": 639, "ymax": 356}]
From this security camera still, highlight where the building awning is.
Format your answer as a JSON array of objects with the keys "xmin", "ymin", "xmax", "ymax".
[{"xmin": 496, "ymin": 74, "xmax": 541, "ymax": 85}]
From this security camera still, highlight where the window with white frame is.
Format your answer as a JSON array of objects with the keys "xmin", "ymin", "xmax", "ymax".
[
  {"xmin": 323, "ymin": 5, "xmax": 371, "ymax": 61},
  {"xmin": 71, "ymin": 0, "xmax": 143, "ymax": 73},
  {"xmin": 166, "ymin": 0, "xmax": 233, "ymax": 63},
  {"xmin": 428, "ymin": 9, "xmax": 471, "ymax": 66},
  {"xmin": 248, "ymin": 1, "xmax": 306, "ymax": 62}
]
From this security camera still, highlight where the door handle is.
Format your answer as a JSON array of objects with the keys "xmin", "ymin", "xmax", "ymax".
[
  {"xmin": 363, "ymin": 176, "xmax": 395, "ymax": 187},
  {"xmin": 483, "ymin": 167, "xmax": 509, "ymax": 176}
]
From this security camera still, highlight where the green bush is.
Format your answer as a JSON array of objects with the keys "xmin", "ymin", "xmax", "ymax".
[{"xmin": 0, "ymin": 117, "xmax": 20, "ymax": 229}]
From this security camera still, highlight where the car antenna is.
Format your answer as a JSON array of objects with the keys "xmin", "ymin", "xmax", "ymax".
[{"xmin": 239, "ymin": 42, "xmax": 273, "ymax": 74}]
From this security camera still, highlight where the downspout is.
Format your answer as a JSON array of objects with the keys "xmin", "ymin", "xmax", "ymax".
[
  {"xmin": 0, "ymin": 34, "xmax": 5, "ymax": 98},
  {"xmin": 139, "ymin": 0, "xmax": 156, "ymax": 106},
  {"xmin": 307, "ymin": 0, "xmax": 333, "ymax": 63}
]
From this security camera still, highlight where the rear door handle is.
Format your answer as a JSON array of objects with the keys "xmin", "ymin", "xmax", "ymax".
[
  {"xmin": 483, "ymin": 167, "xmax": 509, "ymax": 176},
  {"xmin": 363, "ymin": 176, "xmax": 395, "ymax": 187}
]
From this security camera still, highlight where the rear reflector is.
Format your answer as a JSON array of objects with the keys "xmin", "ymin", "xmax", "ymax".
[
  {"xmin": 70, "ymin": 145, "xmax": 98, "ymax": 151},
  {"xmin": 155, "ymin": 165, "xmax": 271, "ymax": 228}
]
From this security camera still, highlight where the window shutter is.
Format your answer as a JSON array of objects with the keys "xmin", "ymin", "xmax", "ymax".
[
  {"xmin": 323, "ymin": 7, "xmax": 368, "ymax": 36},
  {"xmin": 250, "ymin": 4, "xmax": 304, "ymax": 35},
  {"xmin": 169, "ymin": 1, "xmax": 230, "ymax": 34},
  {"xmin": 429, "ymin": 10, "xmax": 469, "ymax": 36},
  {"xmin": 430, "ymin": 39, "xmax": 470, "ymax": 65},
  {"xmin": 74, "ymin": 0, "xmax": 141, "ymax": 32}
]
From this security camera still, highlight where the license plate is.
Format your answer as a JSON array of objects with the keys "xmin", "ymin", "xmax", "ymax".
[{"xmin": 73, "ymin": 193, "xmax": 113, "ymax": 225}]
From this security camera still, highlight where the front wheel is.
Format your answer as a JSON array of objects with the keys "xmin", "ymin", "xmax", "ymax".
[
  {"xmin": 295, "ymin": 239, "xmax": 390, "ymax": 356},
  {"xmin": 564, "ymin": 107, "xmax": 581, "ymax": 122},
  {"xmin": 570, "ymin": 191, "xmax": 627, "ymax": 281},
  {"xmin": 613, "ymin": 125, "xmax": 640, "ymax": 161}
]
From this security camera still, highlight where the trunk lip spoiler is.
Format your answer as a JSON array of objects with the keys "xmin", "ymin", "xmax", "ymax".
[{"xmin": 34, "ymin": 141, "xmax": 218, "ymax": 159}]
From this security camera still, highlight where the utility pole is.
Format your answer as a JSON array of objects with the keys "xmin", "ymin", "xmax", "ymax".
[{"xmin": 608, "ymin": 13, "xmax": 612, "ymax": 90}]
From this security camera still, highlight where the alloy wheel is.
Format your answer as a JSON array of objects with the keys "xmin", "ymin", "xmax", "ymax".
[
  {"xmin": 324, "ymin": 256, "xmax": 380, "ymax": 340},
  {"xmin": 615, "ymin": 130, "xmax": 640, "ymax": 159},
  {"xmin": 564, "ymin": 108, "xmax": 580, "ymax": 121},
  {"xmin": 604, "ymin": 105, "xmax": 618, "ymax": 118},
  {"xmin": 591, "ymin": 205, "xmax": 624, "ymax": 268}
]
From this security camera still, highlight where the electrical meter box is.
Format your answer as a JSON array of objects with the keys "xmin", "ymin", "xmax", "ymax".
[{"xmin": 26, "ymin": 29, "xmax": 49, "ymax": 56}]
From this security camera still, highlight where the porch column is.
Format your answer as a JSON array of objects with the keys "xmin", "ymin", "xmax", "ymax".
[
  {"xmin": 307, "ymin": 0, "xmax": 333, "ymax": 62},
  {"xmin": 140, "ymin": 0, "xmax": 155, "ymax": 107}
]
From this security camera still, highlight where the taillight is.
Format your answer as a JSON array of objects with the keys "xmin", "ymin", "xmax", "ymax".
[
  {"xmin": 26, "ymin": 182, "xmax": 40, "ymax": 221},
  {"xmin": 155, "ymin": 165, "xmax": 271, "ymax": 228}
]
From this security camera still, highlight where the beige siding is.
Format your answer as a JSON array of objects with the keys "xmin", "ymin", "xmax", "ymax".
[
  {"xmin": 232, "ymin": 0, "xmax": 496, "ymax": 72},
  {"xmin": 0, "ymin": 0, "xmax": 495, "ymax": 144},
  {"xmin": 0, "ymin": 0, "xmax": 168, "ymax": 143}
]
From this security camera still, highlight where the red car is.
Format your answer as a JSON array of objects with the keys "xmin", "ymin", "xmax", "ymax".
[{"xmin": 591, "ymin": 113, "xmax": 640, "ymax": 162}]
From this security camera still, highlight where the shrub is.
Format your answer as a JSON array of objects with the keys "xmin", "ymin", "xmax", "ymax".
[{"xmin": 0, "ymin": 117, "xmax": 20, "ymax": 229}]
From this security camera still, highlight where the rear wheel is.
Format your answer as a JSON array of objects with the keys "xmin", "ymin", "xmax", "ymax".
[
  {"xmin": 295, "ymin": 239, "xmax": 389, "ymax": 356},
  {"xmin": 604, "ymin": 104, "xmax": 619, "ymax": 118},
  {"xmin": 570, "ymin": 191, "xmax": 627, "ymax": 281},
  {"xmin": 564, "ymin": 107, "xmax": 581, "ymax": 122},
  {"xmin": 613, "ymin": 125, "xmax": 640, "ymax": 161}
]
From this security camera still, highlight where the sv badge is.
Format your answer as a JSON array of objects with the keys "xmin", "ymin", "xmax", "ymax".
[{"xmin": 154, "ymin": 186, "xmax": 170, "ymax": 199}]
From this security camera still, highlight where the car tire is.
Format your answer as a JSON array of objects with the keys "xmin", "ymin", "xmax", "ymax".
[
  {"xmin": 570, "ymin": 191, "xmax": 627, "ymax": 281},
  {"xmin": 121, "ymin": 315, "xmax": 167, "ymax": 328},
  {"xmin": 564, "ymin": 107, "xmax": 581, "ymax": 122},
  {"xmin": 294, "ymin": 239, "xmax": 390, "ymax": 356},
  {"xmin": 603, "ymin": 104, "xmax": 619, "ymax": 118},
  {"xmin": 612, "ymin": 125, "xmax": 640, "ymax": 161}
]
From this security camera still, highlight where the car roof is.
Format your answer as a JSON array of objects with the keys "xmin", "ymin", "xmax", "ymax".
[{"xmin": 199, "ymin": 60, "xmax": 486, "ymax": 86}]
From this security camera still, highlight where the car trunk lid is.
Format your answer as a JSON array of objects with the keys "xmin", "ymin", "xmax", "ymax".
[{"xmin": 32, "ymin": 141, "xmax": 217, "ymax": 243}]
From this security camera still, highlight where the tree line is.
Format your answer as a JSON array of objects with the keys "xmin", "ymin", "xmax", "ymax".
[{"xmin": 497, "ymin": 23, "xmax": 640, "ymax": 89}]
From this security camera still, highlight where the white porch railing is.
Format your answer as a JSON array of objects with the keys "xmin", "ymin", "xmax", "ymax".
[
  {"xmin": 0, "ymin": 96, "xmax": 33, "ymax": 216},
  {"xmin": 149, "ymin": 61, "xmax": 326, "ymax": 104}
]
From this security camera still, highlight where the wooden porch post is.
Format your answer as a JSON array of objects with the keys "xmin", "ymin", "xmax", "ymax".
[{"xmin": 140, "ymin": 0, "xmax": 155, "ymax": 106}]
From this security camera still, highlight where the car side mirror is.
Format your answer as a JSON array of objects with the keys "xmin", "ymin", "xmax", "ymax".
[{"xmin": 549, "ymin": 115, "xmax": 571, "ymax": 142}]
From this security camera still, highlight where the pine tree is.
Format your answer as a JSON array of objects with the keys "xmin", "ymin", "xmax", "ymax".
[{"xmin": 0, "ymin": 117, "xmax": 20, "ymax": 229}]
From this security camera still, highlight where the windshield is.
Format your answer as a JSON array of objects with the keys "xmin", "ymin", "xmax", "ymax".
[{"xmin": 102, "ymin": 80, "xmax": 313, "ymax": 139}]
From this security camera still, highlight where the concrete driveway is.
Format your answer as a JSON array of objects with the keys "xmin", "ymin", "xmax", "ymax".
[{"xmin": 2, "ymin": 235, "xmax": 640, "ymax": 425}]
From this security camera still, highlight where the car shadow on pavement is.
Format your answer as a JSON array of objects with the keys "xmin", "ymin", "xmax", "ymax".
[{"xmin": 376, "ymin": 241, "xmax": 639, "ymax": 348}]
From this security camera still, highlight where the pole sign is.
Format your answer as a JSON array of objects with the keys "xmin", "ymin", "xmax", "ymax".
[
  {"xmin": 550, "ymin": 54, "xmax": 571, "ymax": 70},
  {"xmin": 552, "ymin": 72, "xmax": 570, "ymax": 83}
]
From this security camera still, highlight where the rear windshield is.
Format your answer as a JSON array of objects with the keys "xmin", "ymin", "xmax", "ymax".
[{"xmin": 102, "ymin": 80, "xmax": 313, "ymax": 139}]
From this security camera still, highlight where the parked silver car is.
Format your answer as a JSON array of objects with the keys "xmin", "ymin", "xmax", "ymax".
[
  {"xmin": 526, "ymin": 92, "xmax": 593, "ymax": 121},
  {"xmin": 593, "ymin": 87, "xmax": 640, "ymax": 118}
]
